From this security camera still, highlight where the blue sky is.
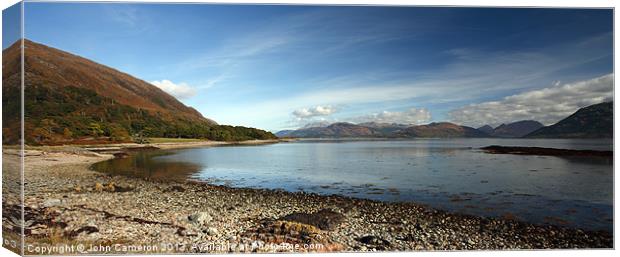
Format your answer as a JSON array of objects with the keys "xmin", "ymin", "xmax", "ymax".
[
  {"xmin": 2, "ymin": 2, "xmax": 20, "ymax": 49},
  {"xmin": 21, "ymin": 3, "xmax": 613, "ymax": 131}
]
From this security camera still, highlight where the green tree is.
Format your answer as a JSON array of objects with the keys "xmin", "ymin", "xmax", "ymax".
[{"xmin": 89, "ymin": 122, "xmax": 104, "ymax": 137}]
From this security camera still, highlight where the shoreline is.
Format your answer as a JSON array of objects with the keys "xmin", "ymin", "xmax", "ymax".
[
  {"xmin": 56, "ymin": 138, "xmax": 290, "ymax": 151},
  {"xmin": 2, "ymin": 142, "xmax": 613, "ymax": 254}
]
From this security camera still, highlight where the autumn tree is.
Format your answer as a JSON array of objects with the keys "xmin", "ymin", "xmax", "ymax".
[
  {"xmin": 63, "ymin": 128, "xmax": 73, "ymax": 138},
  {"xmin": 32, "ymin": 127, "xmax": 51, "ymax": 143},
  {"xmin": 108, "ymin": 124, "xmax": 130, "ymax": 141},
  {"xmin": 39, "ymin": 118, "xmax": 58, "ymax": 136}
]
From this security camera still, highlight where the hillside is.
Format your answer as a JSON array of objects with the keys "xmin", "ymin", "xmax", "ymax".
[
  {"xmin": 491, "ymin": 120, "xmax": 544, "ymax": 138},
  {"xmin": 397, "ymin": 122, "xmax": 488, "ymax": 138},
  {"xmin": 274, "ymin": 130, "xmax": 295, "ymax": 137},
  {"xmin": 477, "ymin": 125, "xmax": 494, "ymax": 135},
  {"xmin": 525, "ymin": 102, "xmax": 613, "ymax": 138},
  {"xmin": 2, "ymin": 39, "xmax": 275, "ymax": 144}
]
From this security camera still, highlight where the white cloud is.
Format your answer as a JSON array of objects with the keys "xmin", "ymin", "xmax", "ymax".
[
  {"xmin": 448, "ymin": 74, "xmax": 613, "ymax": 127},
  {"xmin": 291, "ymin": 107, "xmax": 431, "ymax": 129},
  {"xmin": 301, "ymin": 121, "xmax": 332, "ymax": 128},
  {"xmin": 292, "ymin": 105, "xmax": 338, "ymax": 119},
  {"xmin": 353, "ymin": 108, "xmax": 432, "ymax": 125},
  {"xmin": 150, "ymin": 80, "xmax": 197, "ymax": 99}
]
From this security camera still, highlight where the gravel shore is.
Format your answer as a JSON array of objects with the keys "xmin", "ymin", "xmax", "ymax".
[{"xmin": 2, "ymin": 143, "xmax": 613, "ymax": 254}]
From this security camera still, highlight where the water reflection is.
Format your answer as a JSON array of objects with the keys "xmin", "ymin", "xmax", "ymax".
[{"xmin": 91, "ymin": 151, "xmax": 203, "ymax": 181}]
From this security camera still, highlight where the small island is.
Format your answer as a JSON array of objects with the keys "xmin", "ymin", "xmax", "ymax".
[{"xmin": 480, "ymin": 145, "xmax": 612, "ymax": 157}]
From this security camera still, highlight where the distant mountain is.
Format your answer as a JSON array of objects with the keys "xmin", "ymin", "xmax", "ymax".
[
  {"xmin": 477, "ymin": 125, "xmax": 494, "ymax": 135},
  {"xmin": 281, "ymin": 122, "xmax": 382, "ymax": 138},
  {"xmin": 275, "ymin": 104, "xmax": 612, "ymax": 140},
  {"xmin": 357, "ymin": 122, "xmax": 408, "ymax": 128},
  {"xmin": 326, "ymin": 122, "xmax": 382, "ymax": 137},
  {"xmin": 525, "ymin": 102, "xmax": 613, "ymax": 138},
  {"xmin": 397, "ymin": 122, "xmax": 488, "ymax": 138},
  {"xmin": 277, "ymin": 121, "xmax": 490, "ymax": 138},
  {"xmin": 274, "ymin": 130, "xmax": 295, "ymax": 137},
  {"xmin": 277, "ymin": 122, "xmax": 410, "ymax": 138},
  {"xmin": 301, "ymin": 121, "xmax": 331, "ymax": 128},
  {"xmin": 2, "ymin": 39, "xmax": 275, "ymax": 144},
  {"xmin": 357, "ymin": 122, "xmax": 410, "ymax": 134},
  {"xmin": 491, "ymin": 120, "xmax": 544, "ymax": 138}
]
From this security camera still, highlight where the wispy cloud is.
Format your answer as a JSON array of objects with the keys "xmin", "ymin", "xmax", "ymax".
[
  {"xmin": 448, "ymin": 73, "xmax": 613, "ymax": 127},
  {"xmin": 173, "ymin": 9, "xmax": 428, "ymax": 77},
  {"xmin": 104, "ymin": 5, "xmax": 139, "ymax": 27},
  {"xmin": 199, "ymin": 74, "xmax": 229, "ymax": 90},
  {"xmin": 302, "ymin": 32, "xmax": 611, "ymax": 105}
]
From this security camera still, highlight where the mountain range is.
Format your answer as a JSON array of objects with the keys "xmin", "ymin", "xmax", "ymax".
[
  {"xmin": 525, "ymin": 102, "xmax": 612, "ymax": 138},
  {"xmin": 2, "ymin": 39, "xmax": 276, "ymax": 145},
  {"xmin": 398, "ymin": 122, "xmax": 488, "ymax": 138},
  {"xmin": 478, "ymin": 120, "xmax": 544, "ymax": 138},
  {"xmin": 276, "ymin": 121, "xmax": 488, "ymax": 138},
  {"xmin": 277, "ymin": 103, "xmax": 612, "ymax": 139}
]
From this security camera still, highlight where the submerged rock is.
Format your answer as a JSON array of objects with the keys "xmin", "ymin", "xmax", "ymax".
[{"xmin": 481, "ymin": 145, "xmax": 612, "ymax": 157}]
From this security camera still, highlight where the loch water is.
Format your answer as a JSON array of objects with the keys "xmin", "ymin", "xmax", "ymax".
[{"xmin": 91, "ymin": 138, "xmax": 613, "ymax": 232}]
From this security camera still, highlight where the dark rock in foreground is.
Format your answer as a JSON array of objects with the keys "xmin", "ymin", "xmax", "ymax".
[
  {"xmin": 280, "ymin": 209, "xmax": 345, "ymax": 230},
  {"xmin": 357, "ymin": 235, "xmax": 391, "ymax": 249}
]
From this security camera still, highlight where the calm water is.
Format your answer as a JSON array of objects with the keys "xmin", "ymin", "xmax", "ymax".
[{"xmin": 91, "ymin": 138, "xmax": 613, "ymax": 231}]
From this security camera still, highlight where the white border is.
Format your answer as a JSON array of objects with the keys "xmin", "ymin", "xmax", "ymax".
[
  {"xmin": 8, "ymin": 0, "xmax": 620, "ymax": 8},
  {"xmin": 0, "ymin": 1, "xmax": 617, "ymax": 257}
]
